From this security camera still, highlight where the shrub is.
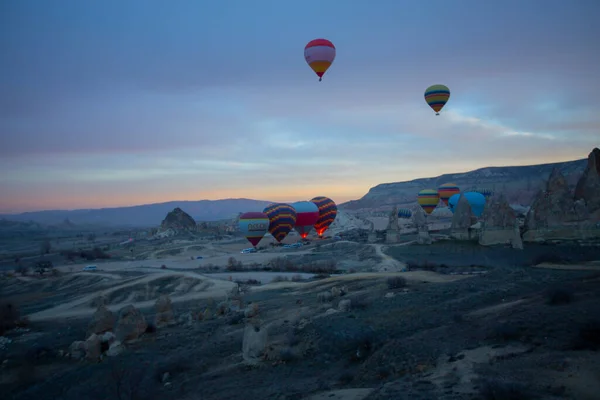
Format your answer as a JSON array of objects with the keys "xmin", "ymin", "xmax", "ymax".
[
  {"xmin": 571, "ymin": 320, "xmax": 600, "ymax": 350},
  {"xmin": 546, "ymin": 287, "xmax": 573, "ymax": 305},
  {"xmin": 387, "ymin": 276, "xmax": 407, "ymax": 289},
  {"xmin": 272, "ymin": 275, "xmax": 289, "ymax": 283},
  {"xmin": 478, "ymin": 378, "xmax": 533, "ymax": 400},
  {"xmin": 0, "ymin": 301, "xmax": 20, "ymax": 335},
  {"xmin": 532, "ymin": 253, "xmax": 569, "ymax": 266}
]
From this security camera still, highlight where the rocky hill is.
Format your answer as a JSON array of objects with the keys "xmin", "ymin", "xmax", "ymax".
[
  {"xmin": 0, "ymin": 199, "xmax": 272, "ymax": 227},
  {"xmin": 341, "ymin": 158, "xmax": 587, "ymax": 211}
]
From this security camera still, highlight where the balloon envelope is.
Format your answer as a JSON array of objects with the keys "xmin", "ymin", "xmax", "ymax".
[
  {"xmin": 263, "ymin": 203, "xmax": 297, "ymax": 243},
  {"xmin": 304, "ymin": 39, "xmax": 336, "ymax": 81},
  {"xmin": 475, "ymin": 188, "xmax": 493, "ymax": 198},
  {"xmin": 238, "ymin": 212, "xmax": 269, "ymax": 247},
  {"xmin": 448, "ymin": 192, "xmax": 486, "ymax": 217},
  {"xmin": 417, "ymin": 189, "xmax": 440, "ymax": 215},
  {"xmin": 438, "ymin": 183, "xmax": 460, "ymax": 206},
  {"xmin": 397, "ymin": 208, "xmax": 412, "ymax": 219},
  {"xmin": 291, "ymin": 201, "xmax": 320, "ymax": 238},
  {"xmin": 310, "ymin": 196, "xmax": 338, "ymax": 237},
  {"xmin": 424, "ymin": 84, "xmax": 450, "ymax": 115}
]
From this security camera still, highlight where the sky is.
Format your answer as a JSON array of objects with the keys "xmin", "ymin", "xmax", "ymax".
[{"xmin": 1, "ymin": 0, "xmax": 599, "ymax": 213}]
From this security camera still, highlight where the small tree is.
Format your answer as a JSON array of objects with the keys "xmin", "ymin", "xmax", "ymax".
[
  {"xmin": 87, "ymin": 233, "xmax": 97, "ymax": 242},
  {"xmin": 40, "ymin": 239, "xmax": 52, "ymax": 255}
]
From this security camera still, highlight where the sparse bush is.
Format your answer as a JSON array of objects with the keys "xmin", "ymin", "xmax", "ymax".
[
  {"xmin": 387, "ymin": 276, "xmax": 407, "ymax": 289},
  {"xmin": 546, "ymin": 287, "xmax": 573, "ymax": 305},
  {"xmin": 478, "ymin": 378, "xmax": 533, "ymax": 400},
  {"xmin": 279, "ymin": 347, "xmax": 295, "ymax": 362},
  {"xmin": 40, "ymin": 239, "xmax": 51, "ymax": 255},
  {"xmin": 348, "ymin": 295, "xmax": 370, "ymax": 310},
  {"xmin": 286, "ymin": 328, "xmax": 300, "ymax": 347},
  {"xmin": 145, "ymin": 323, "xmax": 157, "ymax": 333},
  {"xmin": 15, "ymin": 264, "xmax": 29, "ymax": 276},
  {"xmin": 338, "ymin": 371, "xmax": 354, "ymax": 383},
  {"xmin": 0, "ymin": 301, "xmax": 20, "ymax": 335},
  {"xmin": 226, "ymin": 257, "xmax": 244, "ymax": 271},
  {"xmin": 160, "ymin": 264, "xmax": 167, "ymax": 269},
  {"xmin": 50, "ymin": 267, "xmax": 61, "ymax": 277},
  {"xmin": 34, "ymin": 260, "xmax": 53, "ymax": 276},
  {"xmin": 571, "ymin": 320, "xmax": 600, "ymax": 350},
  {"xmin": 272, "ymin": 275, "xmax": 290, "ymax": 283},
  {"xmin": 291, "ymin": 274, "xmax": 303, "ymax": 282}
]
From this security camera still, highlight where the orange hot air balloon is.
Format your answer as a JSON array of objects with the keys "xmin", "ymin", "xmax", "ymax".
[
  {"xmin": 304, "ymin": 39, "xmax": 336, "ymax": 82},
  {"xmin": 437, "ymin": 183, "xmax": 460, "ymax": 206}
]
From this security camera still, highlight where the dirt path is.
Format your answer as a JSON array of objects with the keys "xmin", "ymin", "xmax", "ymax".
[
  {"xmin": 371, "ymin": 243, "xmax": 413, "ymax": 272},
  {"xmin": 533, "ymin": 262, "xmax": 600, "ymax": 271},
  {"xmin": 26, "ymin": 270, "xmax": 236, "ymax": 322}
]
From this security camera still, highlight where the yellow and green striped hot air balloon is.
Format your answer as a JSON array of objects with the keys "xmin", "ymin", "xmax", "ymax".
[
  {"xmin": 417, "ymin": 189, "xmax": 440, "ymax": 215},
  {"xmin": 424, "ymin": 84, "xmax": 450, "ymax": 115}
]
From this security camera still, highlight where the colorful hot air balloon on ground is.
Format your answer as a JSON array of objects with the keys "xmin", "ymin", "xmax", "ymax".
[
  {"xmin": 310, "ymin": 196, "xmax": 338, "ymax": 237},
  {"xmin": 238, "ymin": 212, "xmax": 270, "ymax": 247},
  {"xmin": 397, "ymin": 208, "xmax": 412, "ymax": 219},
  {"xmin": 291, "ymin": 201, "xmax": 320, "ymax": 238},
  {"xmin": 417, "ymin": 189, "xmax": 440, "ymax": 215},
  {"xmin": 438, "ymin": 183, "xmax": 460, "ymax": 206},
  {"xmin": 263, "ymin": 203, "xmax": 297, "ymax": 243},
  {"xmin": 304, "ymin": 39, "xmax": 336, "ymax": 82},
  {"xmin": 424, "ymin": 84, "xmax": 451, "ymax": 115},
  {"xmin": 448, "ymin": 192, "xmax": 486, "ymax": 217}
]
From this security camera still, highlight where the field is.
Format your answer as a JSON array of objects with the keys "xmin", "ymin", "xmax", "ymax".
[{"xmin": 1, "ymin": 225, "xmax": 600, "ymax": 400}]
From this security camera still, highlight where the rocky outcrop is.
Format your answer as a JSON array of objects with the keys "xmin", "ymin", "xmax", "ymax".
[
  {"xmin": 160, "ymin": 207, "xmax": 197, "ymax": 232},
  {"xmin": 523, "ymin": 164, "xmax": 600, "ymax": 242},
  {"xmin": 154, "ymin": 295, "xmax": 175, "ymax": 328},
  {"xmin": 413, "ymin": 209, "xmax": 431, "ymax": 245},
  {"xmin": 479, "ymin": 194, "xmax": 523, "ymax": 249},
  {"xmin": 450, "ymin": 195, "xmax": 477, "ymax": 241},
  {"xmin": 242, "ymin": 322, "xmax": 268, "ymax": 364},
  {"xmin": 574, "ymin": 148, "xmax": 600, "ymax": 214},
  {"xmin": 114, "ymin": 305, "xmax": 147, "ymax": 342},
  {"xmin": 87, "ymin": 305, "xmax": 115, "ymax": 337}
]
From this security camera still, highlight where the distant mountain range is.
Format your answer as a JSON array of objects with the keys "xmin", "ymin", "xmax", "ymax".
[
  {"xmin": 0, "ymin": 156, "xmax": 589, "ymax": 228},
  {"xmin": 340, "ymin": 158, "xmax": 587, "ymax": 211},
  {"xmin": 0, "ymin": 199, "xmax": 272, "ymax": 227}
]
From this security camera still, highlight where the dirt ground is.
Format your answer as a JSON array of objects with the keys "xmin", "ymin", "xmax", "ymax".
[{"xmin": 2, "ymin": 230, "xmax": 600, "ymax": 400}]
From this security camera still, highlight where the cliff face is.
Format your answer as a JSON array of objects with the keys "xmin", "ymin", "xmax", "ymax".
[{"xmin": 341, "ymin": 158, "xmax": 586, "ymax": 211}]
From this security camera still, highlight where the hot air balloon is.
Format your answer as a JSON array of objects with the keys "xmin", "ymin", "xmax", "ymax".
[
  {"xmin": 475, "ymin": 188, "xmax": 493, "ymax": 198},
  {"xmin": 238, "ymin": 212, "xmax": 269, "ymax": 247},
  {"xmin": 397, "ymin": 208, "xmax": 412, "ymax": 219},
  {"xmin": 424, "ymin": 84, "xmax": 450, "ymax": 115},
  {"xmin": 417, "ymin": 189, "xmax": 440, "ymax": 215},
  {"xmin": 263, "ymin": 203, "xmax": 297, "ymax": 243},
  {"xmin": 448, "ymin": 192, "xmax": 486, "ymax": 217},
  {"xmin": 438, "ymin": 183, "xmax": 460, "ymax": 206},
  {"xmin": 310, "ymin": 196, "xmax": 338, "ymax": 237},
  {"xmin": 291, "ymin": 201, "xmax": 320, "ymax": 238},
  {"xmin": 304, "ymin": 39, "xmax": 336, "ymax": 82}
]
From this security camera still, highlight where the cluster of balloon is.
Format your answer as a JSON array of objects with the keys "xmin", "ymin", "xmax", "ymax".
[
  {"xmin": 417, "ymin": 189, "xmax": 440, "ymax": 215},
  {"xmin": 310, "ymin": 196, "xmax": 338, "ymax": 237},
  {"xmin": 304, "ymin": 39, "xmax": 451, "ymax": 115},
  {"xmin": 263, "ymin": 203, "xmax": 297, "ymax": 243},
  {"xmin": 238, "ymin": 212, "xmax": 270, "ymax": 248},
  {"xmin": 291, "ymin": 201, "xmax": 320, "ymax": 238},
  {"xmin": 397, "ymin": 208, "xmax": 412, "ymax": 219},
  {"xmin": 304, "ymin": 39, "xmax": 336, "ymax": 82},
  {"xmin": 437, "ymin": 183, "xmax": 460, "ymax": 206},
  {"xmin": 448, "ymin": 192, "xmax": 487, "ymax": 217},
  {"xmin": 424, "ymin": 84, "xmax": 451, "ymax": 116}
]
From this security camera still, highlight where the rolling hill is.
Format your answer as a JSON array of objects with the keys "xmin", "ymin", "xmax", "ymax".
[{"xmin": 0, "ymin": 199, "xmax": 273, "ymax": 227}]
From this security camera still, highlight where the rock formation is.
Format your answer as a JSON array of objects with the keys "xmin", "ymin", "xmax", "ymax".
[
  {"xmin": 574, "ymin": 147, "xmax": 600, "ymax": 215},
  {"xmin": 413, "ymin": 208, "xmax": 432, "ymax": 245},
  {"xmin": 385, "ymin": 206, "xmax": 399, "ymax": 243},
  {"xmin": 479, "ymin": 194, "xmax": 523, "ymax": 249},
  {"xmin": 450, "ymin": 194, "xmax": 476, "ymax": 240},
  {"xmin": 523, "ymin": 158, "xmax": 600, "ymax": 242},
  {"xmin": 154, "ymin": 294, "xmax": 175, "ymax": 328},
  {"xmin": 115, "ymin": 305, "xmax": 148, "ymax": 342},
  {"xmin": 87, "ymin": 304, "xmax": 115, "ymax": 337},
  {"xmin": 160, "ymin": 207, "xmax": 197, "ymax": 232},
  {"xmin": 242, "ymin": 322, "xmax": 268, "ymax": 364}
]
